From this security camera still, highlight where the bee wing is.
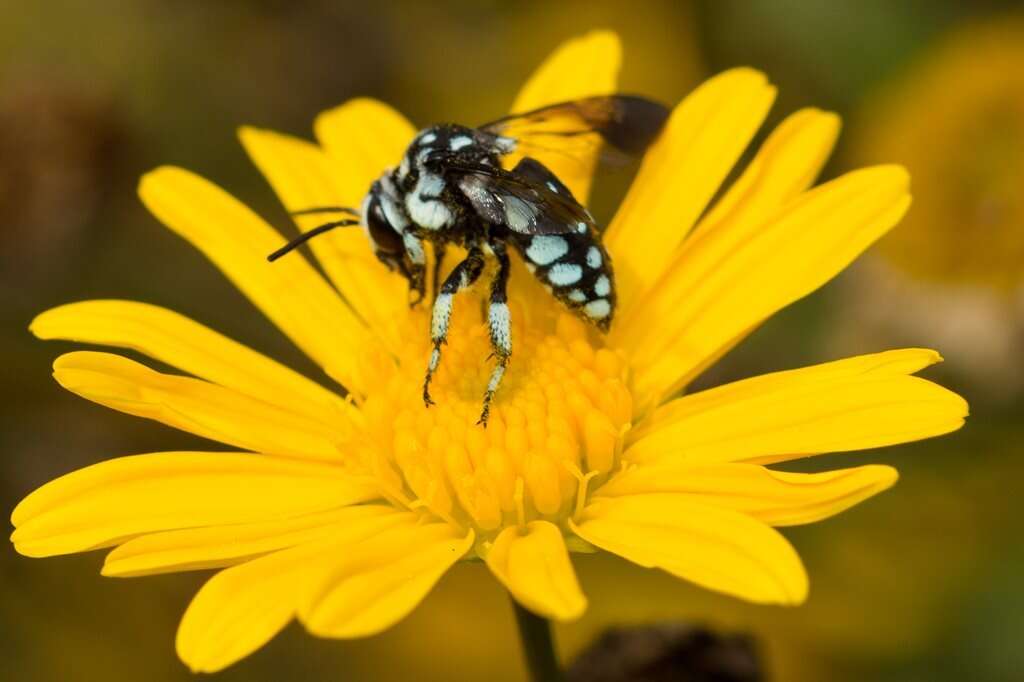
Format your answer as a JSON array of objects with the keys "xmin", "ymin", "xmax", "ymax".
[
  {"xmin": 450, "ymin": 159, "xmax": 597, "ymax": 236},
  {"xmin": 479, "ymin": 95, "xmax": 670, "ymax": 164}
]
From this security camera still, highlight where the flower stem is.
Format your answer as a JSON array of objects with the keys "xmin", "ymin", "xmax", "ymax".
[{"xmin": 511, "ymin": 598, "xmax": 563, "ymax": 682}]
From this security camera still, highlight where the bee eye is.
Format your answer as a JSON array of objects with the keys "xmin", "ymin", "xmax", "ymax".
[{"xmin": 366, "ymin": 204, "xmax": 404, "ymax": 255}]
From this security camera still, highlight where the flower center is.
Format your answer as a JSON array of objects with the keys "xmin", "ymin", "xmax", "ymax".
[{"xmin": 353, "ymin": 298, "xmax": 632, "ymax": 537}]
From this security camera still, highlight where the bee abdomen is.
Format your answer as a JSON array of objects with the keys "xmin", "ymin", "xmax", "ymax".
[{"xmin": 514, "ymin": 232, "xmax": 616, "ymax": 330}]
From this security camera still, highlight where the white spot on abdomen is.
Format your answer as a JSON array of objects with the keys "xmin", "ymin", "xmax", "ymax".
[
  {"xmin": 568, "ymin": 289, "xmax": 587, "ymax": 303},
  {"xmin": 525, "ymin": 235, "xmax": 569, "ymax": 265},
  {"xmin": 548, "ymin": 263, "xmax": 583, "ymax": 287},
  {"xmin": 594, "ymin": 274, "xmax": 611, "ymax": 297},
  {"xmin": 586, "ymin": 246, "xmax": 602, "ymax": 269},
  {"xmin": 584, "ymin": 298, "xmax": 611, "ymax": 320},
  {"xmin": 449, "ymin": 136, "xmax": 473, "ymax": 151}
]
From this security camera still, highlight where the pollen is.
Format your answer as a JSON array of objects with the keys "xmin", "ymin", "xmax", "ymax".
[{"xmin": 353, "ymin": 299, "xmax": 632, "ymax": 542}]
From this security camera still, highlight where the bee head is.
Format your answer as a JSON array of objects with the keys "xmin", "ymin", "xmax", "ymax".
[{"xmin": 397, "ymin": 125, "xmax": 511, "ymax": 188}]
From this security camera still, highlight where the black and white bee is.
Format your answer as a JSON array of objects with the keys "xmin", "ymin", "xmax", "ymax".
[{"xmin": 269, "ymin": 96, "xmax": 670, "ymax": 424}]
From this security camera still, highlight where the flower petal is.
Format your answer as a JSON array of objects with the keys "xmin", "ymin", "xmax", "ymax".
[
  {"xmin": 604, "ymin": 69, "xmax": 777, "ymax": 309},
  {"xmin": 507, "ymin": 30, "xmax": 621, "ymax": 203},
  {"xmin": 485, "ymin": 520, "xmax": 587, "ymax": 621},
  {"xmin": 102, "ymin": 505, "xmax": 403, "ymax": 577},
  {"xmin": 571, "ymin": 494, "xmax": 808, "ymax": 605},
  {"xmin": 10, "ymin": 452, "xmax": 377, "ymax": 557},
  {"xmin": 176, "ymin": 508, "xmax": 417, "ymax": 673},
  {"xmin": 314, "ymin": 98, "xmax": 416, "ymax": 185},
  {"xmin": 50, "ymin": 351, "xmax": 347, "ymax": 460},
  {"xmin": 627, "ymin": 349, "xmax": 968, "ymax": 466},
  {"xmin": 595, "ymin": 462, "xmax": 899, "ymax": 526},
  {"xmin": 31, "ymin": 300, "xmax": 347, "ymax": 423},
  {"xmin": 626, "ymin": 165, "xmax": 913, "ymax": 409},
  {"xmin": 689, "ymin": 108, "xmax": 840, "ymax": 240},
  {"xmin": 299, "ymin": 522, "xmax": 474, "ymax": 638},
  {"xmin": 239, "ymin": 127, "xmax": 409, "ymax": 353},
  {"xmin": 138, "ymin": 166, "xmax": 374, "ymax": 396},
  {"xmin": 615, "ymin": 108, "xmax": 839, "ymax": 370}
]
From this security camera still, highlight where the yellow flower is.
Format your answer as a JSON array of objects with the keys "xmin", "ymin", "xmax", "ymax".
[
  {"xmin": 11, "ymin": 31, "xmax": 967, "ymax": 673},
  {"xmin": 849, "ymin": 15, "xmax": 1024, "ymax": 293}
]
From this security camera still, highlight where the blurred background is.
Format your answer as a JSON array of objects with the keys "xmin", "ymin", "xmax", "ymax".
[{"xmin": 2, "ymin": 1, "xmax": 1022, "ymax": 680}]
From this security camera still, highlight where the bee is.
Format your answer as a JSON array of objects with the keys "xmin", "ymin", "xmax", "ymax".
[{"xmin": 268, "ymin": 95, "xmax": 670, "ymax": 424}]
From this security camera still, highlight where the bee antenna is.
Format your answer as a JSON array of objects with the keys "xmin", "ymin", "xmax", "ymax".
[
  {"xmin": 289, "ymin": 206, "xmax": 359, "ymax": 217},
  {"xmin": 267, "ymin": 220, "xmax": 359, "ymax": 262}
]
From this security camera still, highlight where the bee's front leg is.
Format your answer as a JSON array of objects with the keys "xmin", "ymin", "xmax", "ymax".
[
  {"xmin": 407, "ymin": 264, "xmax": 426, "ymax": 307},
  {"xmin": 402, "ymin": 231, "xmax": 428, "ymax": 307},
  {"xmin": 423, "ymin": 244, "xmax": 485, "ymax": 406}
]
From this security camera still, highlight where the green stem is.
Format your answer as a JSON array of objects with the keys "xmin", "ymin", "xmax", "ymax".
[{"xmin": 511, "ymin": 598, "xmax": 563, "ymax": 682}]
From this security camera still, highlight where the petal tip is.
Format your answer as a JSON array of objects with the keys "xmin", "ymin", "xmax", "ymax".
[
  {"xmin": 578, "ymin": 28, "xmax": 622, "ymax": 53},
  {"xmin": 715, "ymin": 66, "xmax": 771, "ymax": 89},
  {"xmin": 236, "ymin": 125, "xmax": 267, "ymax": 149},
  {"xmin": 873, "ymin": 464, "xmax": 900, "ymax": 487}
]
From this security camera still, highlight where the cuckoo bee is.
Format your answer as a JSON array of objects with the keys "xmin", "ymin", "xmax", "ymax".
[{"xmin": 269, "ymin": 95, "xmax": 670, "ymax": 424}]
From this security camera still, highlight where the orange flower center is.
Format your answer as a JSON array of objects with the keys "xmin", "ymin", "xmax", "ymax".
[{"xmin": 352, "ymin": 298, "xmax": 633, "ymax": 537}]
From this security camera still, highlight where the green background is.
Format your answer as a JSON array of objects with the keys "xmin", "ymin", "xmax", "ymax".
[{"xmin": 1, "ymin": 2, "xmax": 1020, "ymax": 680}]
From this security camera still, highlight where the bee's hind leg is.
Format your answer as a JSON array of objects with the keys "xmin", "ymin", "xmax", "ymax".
[
  {"xmin": 423, "ymin": 244, "xmax": 484, "ymax": 406},
  {"xmin": 479, "ymin": 241, "xmax": 511, "ymax": 426}
]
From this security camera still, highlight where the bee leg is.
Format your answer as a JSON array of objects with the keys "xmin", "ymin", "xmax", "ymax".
[
  {"xmin": 403, "ymin": 231, "xmax": 427, "ymax": 307},
  {"xmin": 479, "ymin": 242, "xmax": 511, "ymax": 426},
  {"xmin": 423, "ymin": 245, "xmax": 485, "ymax": 407},
  {"xmin": 431, "ymin": 243, "xmax": 447, "ymax": 302}
]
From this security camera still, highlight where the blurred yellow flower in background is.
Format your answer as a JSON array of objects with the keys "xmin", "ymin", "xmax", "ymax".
[
  {"xmin": 838, "ymin": 15, "xmax": 1024, "ymax": 399},
  {"xmin": 10, "ymin": 31, "xmax": 967, "ymax": 673},
  {"xmin": 852, "ymin": 16, "xmax": 1024, "ymax": 292}
]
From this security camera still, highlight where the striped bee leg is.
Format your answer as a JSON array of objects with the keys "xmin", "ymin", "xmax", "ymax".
[
  {"xmin": 423, "ymin": 244, "xmax": 485, "ymax": 406},
  {"xmin": 479, "ymin": 242, "xmax": 511, "ymax": 426},
  {"xmin": 430, "ymin": 242, "xmax": 447, "ymax": 302},
  {"xmin": 403, "ymin": 231, "xmax": 428, "ymax": 306}
]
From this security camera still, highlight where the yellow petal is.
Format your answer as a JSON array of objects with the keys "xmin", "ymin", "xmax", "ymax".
[
  {"xmin": 507, "ymin": 30, "xmax": 621, "ymax": 203},
  {"xmin": 485, "ymin": 520, "xmax": 587, "ymax": 621},
  {"xmin": 595, "ymin": 462, "xmax": 899, "ymax": 526},
  {"xmin": 176, "ymin": 508, "xmax": 418, "ymax": 673},
  {"xmin": 690, "ymin": 108, "xmax": 840, "ymax": 239},
  {"xmin": 314, "ymin": 98, "xmax": 416, "ymax": 185},
  {"xmin": 103, "ymin": 505, "xmax": 403, "ymax": 577},
  {"xmin": 627, "ymin": 349, "xmax": 968, "ymax": 466},
  {"xmin": 239, "ymin": 127, "xmax": 409, "ymax": 353},
  {"xmin": 604, "ymin": 69, "xmax": 777, "ymax": 309},
  {"xmin": 614, "ymin": 109, "xmax": 838, "ymax": 348},
  {"xmin": 138, "ymin": 166, "xmax": 374, "ymax": 396},
  {"xmin": 31, "ymin": 300, "xmax": 347, "ymax": 423},
  {"xmin": 300, "ymin": 522, "xmax": 473, "ymax": 638},
  {"xmin": 11, "ymin": 452, "xmax": 377, "ymax": 557},
  {"xmin": 51, "ymin": 351, "xmax": 346, "ymax": 460},
  {"xmin": 572, "ymin": 494, "xmax": 808, "ymax": 605},
  {"xmin": 626, "ymin": 165, "xmax": 913, "ymax": 408}
]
